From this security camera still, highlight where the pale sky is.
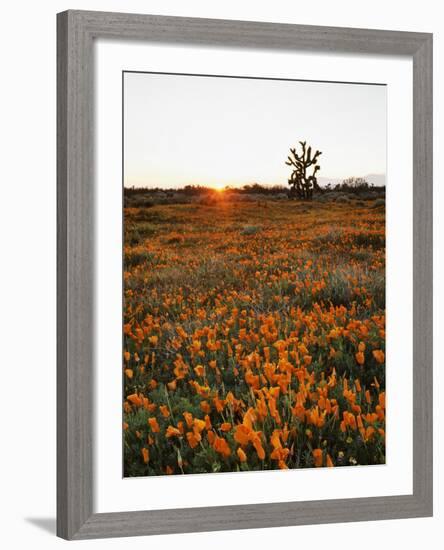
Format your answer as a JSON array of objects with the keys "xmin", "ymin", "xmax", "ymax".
[{"xmin": 124, "ymin": 72, "xmax": 386, "ymax": 189}]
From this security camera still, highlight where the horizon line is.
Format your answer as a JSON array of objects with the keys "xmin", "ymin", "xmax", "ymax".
[{"xmin": 124, "ymin": 179, "xmax": 386, "ymax": 191}]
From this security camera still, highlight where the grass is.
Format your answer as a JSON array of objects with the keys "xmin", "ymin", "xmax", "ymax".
[{"xmin": 123, "ymin": 198, "xmax": 386, "ymax": 476}]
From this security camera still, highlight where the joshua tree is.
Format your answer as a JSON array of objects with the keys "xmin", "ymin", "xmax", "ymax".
[{"xmin": 285, "ymin": 141, "xmax": 322, "ymax": 200}]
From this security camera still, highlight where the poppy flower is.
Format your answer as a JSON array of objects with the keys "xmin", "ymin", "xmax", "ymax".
[
  {"xmin": 237, "ymin": 447, "xmax": 247, "ymax": 462},
  {"xmin": 183, "ymin": 411, "xmax": 193, "ymax": 428},
  {"xmin": 200, "ymin": 400, "xmax": 211, "ymax": 413},
  {"xmin": 165, "ymin": 426, "xmax": 181, "ymax": 438},
  {"xmin": 379, "ymin": 392, "xmax": 385, "ymax": 409},
  {"xmin": 194, "ymin": 365, "xmax": 205, "ymax": 377},
  {"xmin": 234, "ymin": 424, "xmax": 251, "ymax": 446},
  {"xmin": 252, "ymin": 434, "xmax": 265, "ymax": 460},
  {"xmin": 207, "ymin": 430, "xmax": 216, "ymax": 445},
  {"xmin": 372, "ymin": 350, "xmax": 385, "ymax": 364},
  {"xmin": 127, "ymin": 393, "xmax": 143, "ymax": 407},
  {"xmin": 186, "ymin": 431, "xmax": 201, "ymax": 448},
  {"xmin": 213, "ymin": 436, "xmax": 231, "ymax": 458},
  {"xmin": 148, "ymin": 417, "xmax": 160, "ymax": 433},
  {"xmin": 312, "ymin": 448, "xmax": 323, "ymax": 467},
  {"xmin": 204, "ymin": 415, "xmax": 212, "ymax": 430},
  {"xmin": 141, "ymin": 448, "xmax": 149, "ymax": 464}
]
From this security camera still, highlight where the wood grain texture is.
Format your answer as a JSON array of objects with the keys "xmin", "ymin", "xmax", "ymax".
[
  {"xmin": 57, "ymin": 10, "xmax": 94, "ymax": 540},
  {"xmin": 57, "ymin": 10, "xmax": 433, "ymax": 540},
  {"xmin": 71, "ymin": 10, "xmax": 429, "ymax": 54},
  {"xmin": 412, "ymin": 34, "xmax": 433, "ymax": 513},
  {"xmin": 72, "ymin": 493, "xmax": 429, "ymax": 540},
  {"xmin": 56, "ymin": 10, "xmax": 69, "ymax": 539}
]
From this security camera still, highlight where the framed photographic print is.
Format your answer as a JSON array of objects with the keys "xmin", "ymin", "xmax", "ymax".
[{"xmin": 57, "ymin": 10, "xmax": 433, "ymax": 540}]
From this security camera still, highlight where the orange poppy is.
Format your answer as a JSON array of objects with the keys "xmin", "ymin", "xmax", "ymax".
[
  {"xmin": 186, "ymin": 431, "xmax": 201, "ymax": 448},
  {"xmin": 148, "ymin": 417, "xmax": 160, "ymax": 433},
  {"xmin": 165, "ymin": 426, "xmax": 181, "ymax": 438},
  {"xmin": 252, "ymin": 434, "xmax": 265, "ymax": 460},
  {"xmin": 312, "ymin": 448, "xmax": 323, "ymax": 467},
  {"xmin": 372, "ymin": 350, "xmax": 385, "ymax": 364},
  {"xmin": 200, "ymin": 400, "xmax": 211, "ymax": 413},
  {"xmin": 237, "ymin": 447, "xmax": 247, "ymax": 462},
  {"xmin": 167, "ymin": 380, "xmax": 177, "ymax": 391},
  {"xmin": 194, "ymin": 365, "xmax": 205, "ymax": 377},
  {"xmin": 213, "ymin": 436, "xmax": 231, "ymax": 458},
  {"xmin": 234, "ymin": 424, "xmax": 251, "ymax": 446},
  {"xmin": 141, "ymin": 447, "xmax": 149, "ymax": 464},
  {"xmin": 183, "ymin": 411, "xmax": 193, "ymax": 428},
  {"xmin": 193, "ymin": 418, "xmax": 206, "ymax": 433},
  {"xmin": 127, "ymin": 393, "xmax": 143, "ymax": 407}
]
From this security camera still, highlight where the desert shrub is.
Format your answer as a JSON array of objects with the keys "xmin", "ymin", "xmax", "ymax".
[
  {"xmin": 312, "ymin": 228, "xmax": 344, "ymax": 245},
  {"xmin": 126, "ymin": 230, "xmax": 141, "ymax": 246},
  {"xmin": 124, "ymin": 248, "xmax": 155, "ymax": 267},
  {"xmin": 335, "ymin": 195, "xmax": 352, "ymax": 203},
  {"xmin": 370, "ymin": 198, "xmax": 385, "ymax": 209},
  {"xmin": 136, "ymin": 222, "xmax": 157, "ymax": 237},
  {"xmin": 314, "ymin": 194, "xmax": 330, "ymax": 203},
  {"xmin": 165, "ymin": 235, "xmax": 185, "ymax": 245},
  {"xmin": 241, "ymin": 225, "xmax": 262, "ymax": 235},
  {"xmin": 351, "ymin": 232, "xmax": 385, "ymax": 249}
]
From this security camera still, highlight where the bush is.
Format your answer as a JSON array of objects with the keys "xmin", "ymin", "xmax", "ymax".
[
  {"xmin": 241, "ymin": 225, "xmax": 262, "ymax": 235},
  {"xmin": 370, "ymin": 198, "xmax": 385, "ymax": 209},
  {"xmin": 335, "ymin": 195, "xmax": 352, "ymax": 203}
]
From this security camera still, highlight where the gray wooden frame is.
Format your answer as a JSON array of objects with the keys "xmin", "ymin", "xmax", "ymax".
[{"xmin": 57, "ymin": 9, "xmax": 433, "ymax": 540}]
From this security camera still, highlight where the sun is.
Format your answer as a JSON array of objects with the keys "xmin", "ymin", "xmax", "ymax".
[{"xmin": 208, "ymin": 183, "xmax": 226, "ymax": 193}]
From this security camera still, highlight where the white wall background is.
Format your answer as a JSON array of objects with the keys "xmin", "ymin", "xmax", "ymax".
[{"xmin": 0, "ymin": 1, "xmax": 441, "ymax": 548}]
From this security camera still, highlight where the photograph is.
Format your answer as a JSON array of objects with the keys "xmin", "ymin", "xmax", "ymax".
[{"xmin": 122, "ymin": 71, "xmax": 387, "ymax": 477}]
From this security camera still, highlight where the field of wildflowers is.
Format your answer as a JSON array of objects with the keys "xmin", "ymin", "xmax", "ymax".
[{"xmin": 123, "ymin": 197, "xmax": 385, "ymax": 476}]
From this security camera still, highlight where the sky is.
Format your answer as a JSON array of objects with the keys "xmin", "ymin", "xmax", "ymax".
[{"xmin": 124, "ymin": 72, "xmax": 386, "ymax": 189}]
